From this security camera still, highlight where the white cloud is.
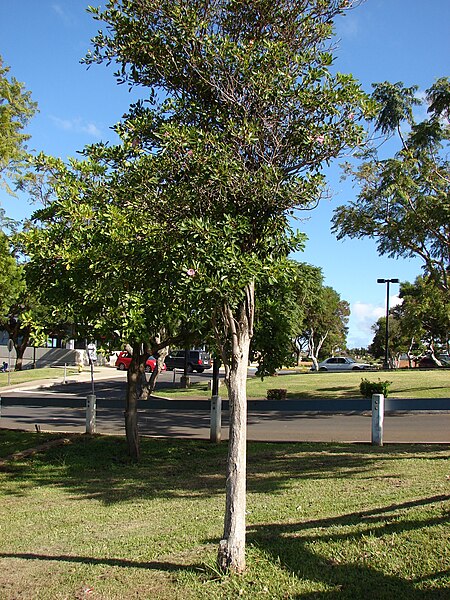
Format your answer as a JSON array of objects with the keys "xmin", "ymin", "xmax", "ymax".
[
  {"xmin": 50, "ymin": 116, "xmax": 101, "ymax": 138},
  {"xmin": 348, "ymin": 295, "xmax": 402, "ymax": 349}
]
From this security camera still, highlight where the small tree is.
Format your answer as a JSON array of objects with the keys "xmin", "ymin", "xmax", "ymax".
[
  {"xmin": 21, "ymin": 152, "xmax": 212, "ymax": 460},
  {"xmin": 84, "ymin": 0, "xmax": 370, "ymax": 571},
  {"xmin": 299, "ymin": 285, "xmax": 350, "ymax": 370}
]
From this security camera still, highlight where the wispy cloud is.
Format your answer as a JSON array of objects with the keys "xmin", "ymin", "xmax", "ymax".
[
  {"xmin": 50, "ymin": 116, "xmax": 101, "ymax": 138},
  {"xmin": 335, "ymin": 13, "xmax": 360, "ymax": 40},
  {"xmin": 51, "ymin": 3, "xmax": 73, "ymax": 25}
]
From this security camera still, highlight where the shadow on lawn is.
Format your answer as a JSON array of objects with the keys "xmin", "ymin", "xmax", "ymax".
[
  {"xmin": 246, "ymin": 494, "xmax": 450, "ymax": 599},
  {"xmin": 0, "ymin": 551, "xmax": 200, "ymax": 573},
  {"xmin": 1, "ymin": 434, "xmax": 448, "ymax": 506}
]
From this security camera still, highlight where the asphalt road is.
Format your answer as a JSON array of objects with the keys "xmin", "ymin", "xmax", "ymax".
[
  {"xmin": 0, "ymin": 372, "xmax": 450, "ymax": 443},
  {"xmin": 1, "ymin": 373, "xmax": 449, "ymax": 443}
]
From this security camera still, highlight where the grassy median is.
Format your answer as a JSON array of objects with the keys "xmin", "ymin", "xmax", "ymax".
[
  {"xmin": 0, "ymin": 367, "xmax": 79, "ymax": 387},
  {"xmin": 0, "ymin": 430, "xmax": 448, "ymax": 599},
  {"xmin": 155, "ymin": 369, "xmax": 450, "ymax": 400}
]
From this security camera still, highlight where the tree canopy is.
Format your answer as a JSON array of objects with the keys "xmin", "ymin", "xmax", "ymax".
[
  {"xmin": 0, "ymin": 56, "xmax": 37, "ymax": 202},
  {"xmin": 332, "ymin": 78, "xmax": 450, "ymax": 294}
]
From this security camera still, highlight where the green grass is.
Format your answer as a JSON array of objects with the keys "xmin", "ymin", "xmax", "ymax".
[
  {"xmin": 0, "ymin": 430, "xmax": 449, "ymax": 599},
  {"xmin": 155, "ymin": 369, "xmax": 450, "ymax": 400},
  {"xmin": 0, "ymin": 367, "xmax": 79, "ymax": 388}
]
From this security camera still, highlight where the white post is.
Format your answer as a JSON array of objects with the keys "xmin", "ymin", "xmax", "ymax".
[
  {"xmin": 86, "ymin": 394, "xmax": 96, "ymax": 434},
  {"xmin": 210, "ymin": 395, "xmax": 222, "ymax": 443},
  {"xmin": 372, "ymin": 393, "xmax": 384, "ymax": 446},
  {"xmin": 63, "ymin": 363, "xmax": 67, "ymax": 385}
]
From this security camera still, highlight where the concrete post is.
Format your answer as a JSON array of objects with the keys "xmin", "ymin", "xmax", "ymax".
[
  {"xmin": 372, "ymin": 393, "xmax": 384, "ymax": 446},
  {"xmin": 210, "ymin": 395, "xmax": 222, "ymax": 443},
  {"xmin": 86, "ymin": 394, "xmax": 96, "ymax": 434}
]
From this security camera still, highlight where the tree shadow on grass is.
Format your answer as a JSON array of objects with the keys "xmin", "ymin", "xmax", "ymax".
[
  {"xmin": 0, "ymin": 551, "xmax": 201, "ymax": 573},
  {"xmin": 1, "ymin": 435, "xmax": 448, "ymax": 506},
  {"xmin": 246, "ymin": 494, "xmax": 450, "ymax": 599}
]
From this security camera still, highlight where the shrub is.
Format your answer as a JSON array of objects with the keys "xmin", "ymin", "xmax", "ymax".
[
  {"xmin": 360, "ymin": 378, "xmax": 392, "ymax": 398},
  {"xmin": 266, "ymin": 388, "xmax": 287, "ymax": 401}
]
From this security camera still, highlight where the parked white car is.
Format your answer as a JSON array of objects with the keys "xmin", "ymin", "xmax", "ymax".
[{"xmin": 315, "ymin": 357, "xmax": 372, "ymax": 371}]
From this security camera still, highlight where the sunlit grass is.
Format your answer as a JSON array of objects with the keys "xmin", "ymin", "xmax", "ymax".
[
  {"xmin": 0, "ymin": 431, "xmax": 448, "ymax": 599},
  {"xmin": 0, "ymin": 366, "xmax": 79, "ymax": 388},
  {"xmin": 155, "ymin": 369, "xmax": 450, "ymax": 400}
]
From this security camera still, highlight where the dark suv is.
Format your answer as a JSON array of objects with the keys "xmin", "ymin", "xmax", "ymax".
[{"xmin": 164, "ymin": 350, "xmax": 212, "ymax": 373}]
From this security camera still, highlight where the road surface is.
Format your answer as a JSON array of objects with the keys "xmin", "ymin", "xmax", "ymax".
[{"xmin": 1, "ymin": 375, "xmax": 449, "ymax": 444}]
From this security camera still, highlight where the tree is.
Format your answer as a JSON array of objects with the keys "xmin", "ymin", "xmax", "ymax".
[
  {"xmin": 369, "ymin": 315, "xmax": 406, "ymax": 368},
  {"xmin": 0, "ymin": 56, "xmax": 37, "ymax": 204},
  {"xmin": 21, "ymin": 152, "xmax": 212, "ymax": 460},
  {"xmin": 0, "ymin": 231, "xmax": 58, "ymax": 370},
  {"xmin": 299, "ymin": 285, "xmax": 350, "ymax": 370},
  {"xmin": 396, "ymin": 277, "xmax": 450, "ymax": 362},
  {"xmin": 251, "ymin": 259, "xmax": 323, "ymax": 376},
  {"xmin": 13, "ymin": 0, "xmax": 371, "ymax": 571},
  {"xmin": 332, "ymin": 78, "xmax": 450, "ymax": 294},
  {"xmin": 82, "ymin": 0, "xmax": 370, "ymax": 572}
]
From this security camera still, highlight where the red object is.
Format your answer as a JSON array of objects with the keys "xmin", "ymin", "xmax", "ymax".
[{"xmin": 114, "ymin": 351, "xmax": 166, "ymax": 372}]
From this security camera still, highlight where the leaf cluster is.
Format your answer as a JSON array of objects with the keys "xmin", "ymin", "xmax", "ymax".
[{"xmin": 0, "ymin": 56, "xmax": 37, "ymax": 196}]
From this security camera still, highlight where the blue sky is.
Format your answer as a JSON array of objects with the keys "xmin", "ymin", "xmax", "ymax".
[{"xmin": 1, "ymin": 0, "xmax": 449, "ymax": 348}]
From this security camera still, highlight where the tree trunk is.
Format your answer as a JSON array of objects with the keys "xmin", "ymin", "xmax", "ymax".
[
  {"xmin": 124, "ymin": 343, "xmax": 143, "ymax": 462},
  {"xmin": 14, "ymin": 330, "xmax": 30, "ymax": 371},
  {"xmin": 217, "ymin": 282, "xmax": 254, "ymax": 574},
  {"xmin": 142, "ymin": 345, "xmax": 169, "ymax": 398}
]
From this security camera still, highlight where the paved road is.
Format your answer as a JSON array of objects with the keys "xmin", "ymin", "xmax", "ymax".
[{"xmin": 1, "ymin": 375, "xmax": 449, "ymax": 443}]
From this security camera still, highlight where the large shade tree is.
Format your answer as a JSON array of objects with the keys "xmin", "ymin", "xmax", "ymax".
[{"xmin": 21, "ymin": 0, "xmax": 371, "ymax": 572}]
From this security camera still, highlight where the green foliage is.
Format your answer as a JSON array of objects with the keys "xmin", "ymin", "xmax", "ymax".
[
  {"xmin": 397, "ymin": 276, "xmax": 450, "ymax": 349},
  {"xmin": 333, "ymin": 78, "xmax": 450, "ymax": 295},
  {"xmin": 23, "ymin": 0, "xmax": 370, "ymax": 369},
  {"xmin": 0, "ymin": 55, "xmax": 37, "ymax": 198},
  {"xmin": 0, "ymin": 231, "xmax": 24, "ymax": 317},
  {"xmin": 266, "ymin": 388, "xmax": 287, "ymax": 400},
  {"xmin": 360, "ymin": 377, "xmax": 392, "ymax": 398}
]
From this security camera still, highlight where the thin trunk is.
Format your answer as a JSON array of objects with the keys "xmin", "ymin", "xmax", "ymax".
[
  {"xmin": 143, "ymin": 346, "xmax": 169, "ymax": 398},
  {"xmin": 14, "ymin": 330, "xmax": 30, "ymax": 371},
  {"xmin": 217, "ymin": 281, "xmax": 254, "ymax": 574},
  {"xmin": 124, "ymin": 343, "xmax": 143, "ymax": 462}
]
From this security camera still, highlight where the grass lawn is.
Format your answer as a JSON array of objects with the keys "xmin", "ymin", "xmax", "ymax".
[
  {"xmin": 0, "ymin": 430, "xmax": 448, "ymax": 599},
  {"xmin": 155, "ymin": 369, "xmax": 450, "ymax": 401},
  {"xmin": 0, "ymin": 367, "xmax": 79, "ymax": 388}
]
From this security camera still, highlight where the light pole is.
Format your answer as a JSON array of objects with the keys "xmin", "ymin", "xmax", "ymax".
[{"xmin": 377, "ymin": 278, "xmax": 399, "ymax": 369}]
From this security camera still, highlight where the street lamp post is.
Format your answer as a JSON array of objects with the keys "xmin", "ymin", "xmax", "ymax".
[{"xmin": 377, "ymin": 278, "xmax": 399, "ymax": 369}]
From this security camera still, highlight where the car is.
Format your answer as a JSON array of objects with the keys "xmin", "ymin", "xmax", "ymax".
[
  {"xmin": 115, "ymin": 351, "xmax": 167, "ymax": 373},
  {"xmin": 315, "ymin": 357, "xmax": 372, "ymax": 372},
  {"xmin": 164, "ymin": 349, "xmax": 212, "ymax": 373}
]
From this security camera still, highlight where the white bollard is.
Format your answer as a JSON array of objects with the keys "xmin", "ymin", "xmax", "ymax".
[
  {"xmin": 210, "ymin": 395, "xmax": 222, "ymax": 443},
  {"xmin": 372, "ymin": 393, "xmax": 385, "ymax": 446},
  {"xmin": 86, "ymin": 394, "xmax": 97, "ymax": 434}
]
